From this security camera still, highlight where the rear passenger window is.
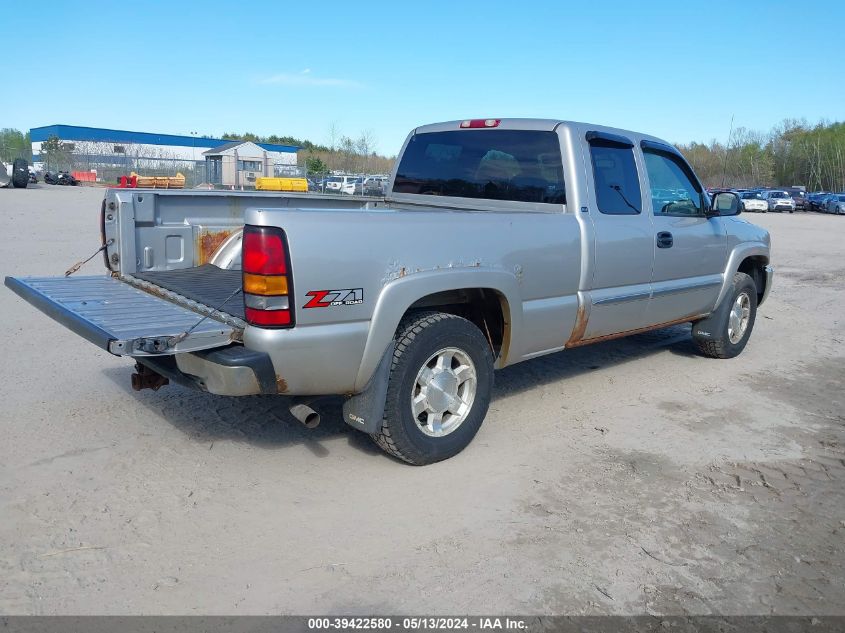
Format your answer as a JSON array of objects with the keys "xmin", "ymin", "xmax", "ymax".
[{"xmin": 589, "ymin": 140, "xmax": 641, "ymax": 215}]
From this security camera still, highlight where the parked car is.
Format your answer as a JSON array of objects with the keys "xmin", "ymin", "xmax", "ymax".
[
  {"xmin": 324, "ymin": 175, "xmax": 359, "ymax": 195},
  {"xmin": 807, "ymin": 192, "xmax": 829, "ymax": 211},
  {"xmin": 6, "ymin": 118, "xmax": 773, "ymax": 465},
  {"xmin": 825, "ymin": 194, "xmax": 845, "ymax": 214},
  {"xmin": 817, "ymin": 193, "xmax": 836, "ymax": 212},
  {"xmin": 362, "ymin": 176, "xmax": 388, "ymax": 196},
  {"xmin": 762, "ymin": 190, "xmax": 795, "ymax": 213},
  {"xmin": 739, "ymin": 191, "xmax": 768, "ymax": 213},
  {"xmin": 355, "ymin": 176, "xmax": 381, "ymax": 196},
  {"xmin": 790, "ymin": 191, "xmax": 807, "ymax": 210}
]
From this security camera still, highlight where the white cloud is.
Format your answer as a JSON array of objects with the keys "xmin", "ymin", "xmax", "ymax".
[{"xmin": 259, "ymin": 72, "xmax": 361, "ymax": 88}]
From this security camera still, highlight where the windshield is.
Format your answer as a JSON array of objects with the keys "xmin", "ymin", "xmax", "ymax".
[
  {"xmin": 327, "ymin": 177, "xmax": 343, "ymax": 183},
  {"xmin": 740, "ymin": 192, "xmax": 760, "ymax": 199},
  {"xmin": 770, "ymin": 192, "xmax": 787, "ymax": 198},
  {"xmin": 393, "ymin": 129, "xmax": 566, "ymax": 204}
]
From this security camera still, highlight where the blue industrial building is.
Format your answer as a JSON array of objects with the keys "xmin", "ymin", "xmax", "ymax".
[
  {"xmin": 29, "ymin": 124, "xmax": 300, "ymax": 186},
  {"xmin": 30, "ymin": 125, "xmax": 299, "ymax": 162}
]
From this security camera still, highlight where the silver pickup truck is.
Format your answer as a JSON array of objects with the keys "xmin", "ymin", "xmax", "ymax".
[{"xmin": 6, "ymin": 118, "xmax": 773, "ymax": 465}]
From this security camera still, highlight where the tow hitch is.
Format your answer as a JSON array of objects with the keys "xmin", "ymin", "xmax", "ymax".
[{"xmin": 131, "ymin": 363, "xmax": 169, "ymax": 391}]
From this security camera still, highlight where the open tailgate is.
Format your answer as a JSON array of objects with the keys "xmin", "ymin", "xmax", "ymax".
[{"xmin": 5, "ymin": 275, "xmax": 238, "ymax": 356}]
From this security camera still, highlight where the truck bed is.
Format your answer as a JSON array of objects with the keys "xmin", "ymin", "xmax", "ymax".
[{"xmin": 133, "ymin": 265, "xmax": 244, "ymax": 320}]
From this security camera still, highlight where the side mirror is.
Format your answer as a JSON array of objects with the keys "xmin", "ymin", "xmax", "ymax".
[{"xmin": 709, "ymin": 191, "xmax": 741, "ymax": 217}]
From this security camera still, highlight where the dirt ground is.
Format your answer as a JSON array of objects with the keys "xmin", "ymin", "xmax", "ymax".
[{"xmin": 0, "ymin": 185, "xmax": 843, "ymax": 616}]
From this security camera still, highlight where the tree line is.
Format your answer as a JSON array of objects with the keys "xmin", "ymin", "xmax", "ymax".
[
  {"xmin": 221, "ymin": 124, "xmax": 395, "ymax": 175},
  {"xmin": 0, "ymin": 128, "xmax": 31, "ymax": 162},
  {"xmin": 678, "ymin": 119, "xmax": 845, "ymax": 192}
]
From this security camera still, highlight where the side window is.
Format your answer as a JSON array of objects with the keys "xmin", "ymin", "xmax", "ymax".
[
  {"xmin": 643, "ymin": 151, "xmax": 704, "ymax": 216},
  {"xmin": 589, "ymin": 140, "xmax": 641, "ymax": 215}
]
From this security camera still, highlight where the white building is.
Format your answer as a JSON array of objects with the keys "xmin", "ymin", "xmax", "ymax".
[{"xmin": 202, "ymin": 140, "xmax": 301, "ymax": 188}]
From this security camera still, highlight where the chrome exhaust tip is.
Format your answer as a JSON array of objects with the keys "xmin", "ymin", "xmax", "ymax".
[{"xmin": 289, "ymin": 401, "xmax": 320, "ymax": 429}]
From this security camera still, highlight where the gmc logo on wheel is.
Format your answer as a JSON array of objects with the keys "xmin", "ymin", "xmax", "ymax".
[{"xmin": 303, "ymin": 288, "xmax": 364, "ymax": 309}]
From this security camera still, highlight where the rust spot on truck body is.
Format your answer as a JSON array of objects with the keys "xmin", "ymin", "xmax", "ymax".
[
  {"xmin": 565, "ymin": 313, "xmax": 707, "ymax": 348},
  {"xmin": 198, "ymin": 229, "xmax": 234, "ymax": 265},
  {"xmin": 565, "ymin": 303, "xmax": 589, "ymax": 347},
  {"xmin": 276, "ymin": 376, "xmax": 288, "ymax": 393}
]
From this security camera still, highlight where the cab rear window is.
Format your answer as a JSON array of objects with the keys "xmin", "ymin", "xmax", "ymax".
[{"xmin": 393, "ymin": 130, "xmax": 566, "ymax": 205}]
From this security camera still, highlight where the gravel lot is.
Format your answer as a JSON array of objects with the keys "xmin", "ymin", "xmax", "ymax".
[{"xmin": 1, "ymin": 185, "xmax": 843, "ymax": 616}]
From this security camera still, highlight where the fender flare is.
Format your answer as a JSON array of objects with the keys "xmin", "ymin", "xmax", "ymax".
[
  {"xmin": 353, "ymin": 268, "xmax": 523, "ymax": 391},
  {"xmin": 713, "ymin": 242, "xmax": 769, "ymax": 311}
]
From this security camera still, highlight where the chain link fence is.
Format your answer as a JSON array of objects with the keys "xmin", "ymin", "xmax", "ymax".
[
  {"xmin": 41, "ymin": 153, "xmax": 208, "ymax": 188},
  {"xmin": 36, "ymin": 143, "xmax": 392, "ymax": 193}
]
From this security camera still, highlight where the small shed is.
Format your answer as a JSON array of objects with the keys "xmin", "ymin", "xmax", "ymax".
[{"xmin": 203, "ymin": 141, "xmax": 272, "ymax": 188}]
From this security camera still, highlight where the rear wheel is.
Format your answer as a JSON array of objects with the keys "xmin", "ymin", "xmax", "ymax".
[{"xmin": 372, "ymin": 311, "xmax": 494, "ymax": 465}]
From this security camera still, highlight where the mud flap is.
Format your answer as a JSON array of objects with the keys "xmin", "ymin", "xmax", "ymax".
[
  {"xmin": 691, "ymin": 294, "xmax": 730, "ymax": 342},
  {"xmin": 342, "ymin": 343, "xmax": 394, "ymax": 435}
]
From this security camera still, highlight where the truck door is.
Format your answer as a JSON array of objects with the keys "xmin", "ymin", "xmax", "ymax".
[
  {"xmin": 581, "ymin": 131, "xmax": 655, "ymax": 340},
  {"xmin": 640, "ymin": 141, "xmax": 727, "ymax": 325}
]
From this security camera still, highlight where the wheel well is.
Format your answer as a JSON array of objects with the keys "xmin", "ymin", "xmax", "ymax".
[
  {"xmin": 738, "ymin": 256, "xmax": 768, "ymax": 303},
  {"xmin": 406, "ymin": 288, "xmax": 510, "ymax": 362}
]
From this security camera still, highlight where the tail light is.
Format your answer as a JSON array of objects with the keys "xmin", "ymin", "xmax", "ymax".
[
  {"xmin": 242, "ymin": 225, "xmax": 294, "ymax": 327},
  {"xmin": 460, "ymin": 119, "xmax": 500, "ymax": 128}
]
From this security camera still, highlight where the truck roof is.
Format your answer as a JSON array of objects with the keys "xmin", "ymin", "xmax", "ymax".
[{"xmin": 412, "ymin": 118, "xmax": 674, "ymax": 150}]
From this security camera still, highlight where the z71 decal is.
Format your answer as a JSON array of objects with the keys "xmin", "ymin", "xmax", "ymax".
[{"xmin": 304, "ymin": 288, "xmax": 364, "ymax": 309}]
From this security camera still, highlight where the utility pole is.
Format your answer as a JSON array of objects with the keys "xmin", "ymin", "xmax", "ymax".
[{"xmin": 190, "ymin": 131, "xmax": 198, "ymax": 185}]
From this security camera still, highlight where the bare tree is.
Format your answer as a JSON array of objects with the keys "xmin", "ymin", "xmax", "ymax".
[
  {"xmin": 355, "ymin": 129, "xmax": 377, "ymax": 174},
  {"xmin": 327, "ymin": 122, "xmax": 340, "ymax": 153}
]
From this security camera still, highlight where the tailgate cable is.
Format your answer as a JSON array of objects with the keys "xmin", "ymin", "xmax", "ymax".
[
  {"xmin": 65, "ymin": 240, "xmax": 114, "ymax": 277},
  {"xmin": 169, "ymin": 284, "xmax": 244, "ymax": 348}
]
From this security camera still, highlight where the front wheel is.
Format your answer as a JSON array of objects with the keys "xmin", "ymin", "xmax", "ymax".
[
  {"xmin": 372, "ymin": 311, "xmax": 494, "ymax": 465},
  {"xmin": 692, "ymin": 272, "xmax": 757, "ymax": 359}
]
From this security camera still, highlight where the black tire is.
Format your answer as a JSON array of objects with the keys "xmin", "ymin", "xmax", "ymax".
[
  {"xmin": 11, "ymin": 159, "xmax": 28, "ymax": 189},
  {"xmin": 692, "ymin": 272, "xmax": 757, "ymax": 359},
  {"xmin": 372, "ymin": 311, "xmax": 494, "ymax": 465}
]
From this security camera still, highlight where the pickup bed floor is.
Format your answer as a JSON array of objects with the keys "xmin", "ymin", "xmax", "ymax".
[{"xmin": 133, "ymin": 265, "xmax": 244, "ymax": 320}]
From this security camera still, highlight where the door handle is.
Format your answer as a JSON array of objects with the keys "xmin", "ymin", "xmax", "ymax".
[{"xmin": 656, "ymin": 231, "xmax": 673, "ymax": 248}]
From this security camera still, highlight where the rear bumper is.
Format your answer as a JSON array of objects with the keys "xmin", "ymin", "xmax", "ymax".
[{"xmin": 139, "ymin": 345, "xmax": 280, "ymax": 396}]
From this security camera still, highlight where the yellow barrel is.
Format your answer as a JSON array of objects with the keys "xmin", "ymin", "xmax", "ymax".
[{"xmin": 255, "ymin": 177, "xmax": 308, "ymax": 192}]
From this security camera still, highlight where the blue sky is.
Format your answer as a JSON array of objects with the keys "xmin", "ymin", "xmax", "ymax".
[{"xmin": 3, "ymin": 0, "xmax": 843, "ymax": 155}]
